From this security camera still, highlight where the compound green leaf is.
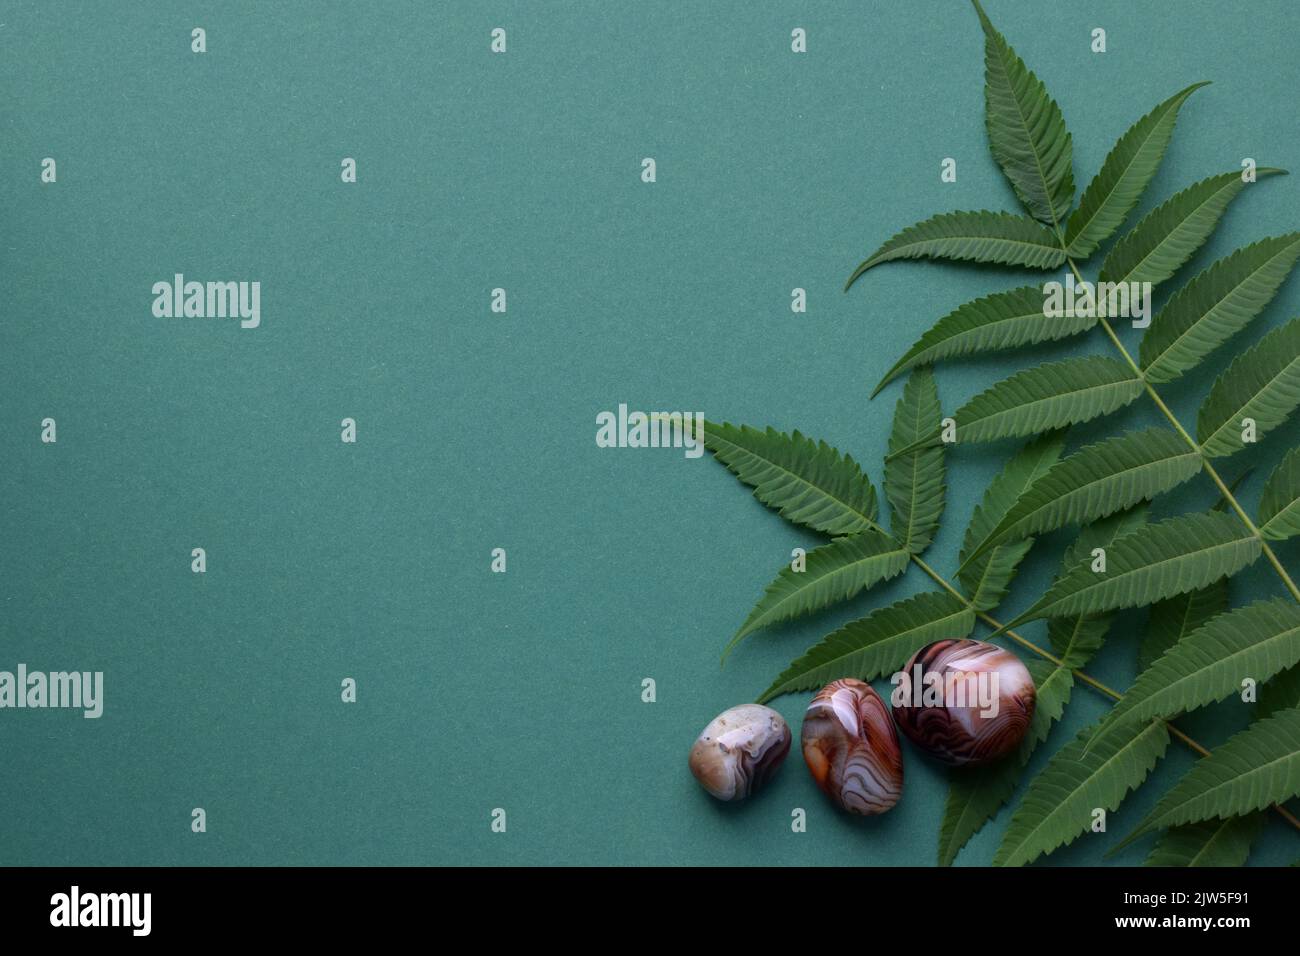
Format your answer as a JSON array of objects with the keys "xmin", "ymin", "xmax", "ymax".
[
  {"xmin": 872, "ymin": 286, "xmax": 1095, "ymax": 397},
  {"xmin": 1101, "ymin": 169, "xmax": 1285, "ymax": 287},
  {"xmin": 725, "ymin": 531, "xmax": 910, "ymax": 658},
  {"xmin": 953, "ymin": 356, "xmax": 1143, "ymax": 445},
  {"xmin": 698, "ymin": 421, "xmax": 878, "ymax": 536},
  {"xmin": 1005, "ymin": 511, "xmax": 1260, "ymax": 627},
  {"xmin": 885, "ymin": 369, "xmax": 946, "ymax": 554},
  {"xmin": 847, "ymin": 210, "xmax": 1066, "ymax": 288},
  {"xmin": 1139, "ymin": 234, "xmax": 1300, "ymax": 384},
  {"xmin": 1197, "ymin": 317, "xmax": 1300, "ymax": 458},
  {"xmin": 965, "ymin": 427, "xmax": 1201, "ymax": 564},
  {"xmin": 1064, "ymin": 83, "xmax": 1208, "ymax": 259},
  {"xmin": 972, "ymin": 0, "xmax": 1074, "ymax": 228}
]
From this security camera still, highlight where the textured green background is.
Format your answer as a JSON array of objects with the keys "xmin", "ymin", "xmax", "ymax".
[{"xmin": 3, "ymin": 0, "xmax": 1298, "ymax": 866}]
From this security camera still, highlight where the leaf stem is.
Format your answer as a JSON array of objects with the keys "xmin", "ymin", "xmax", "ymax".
[{"xmin": 1063, "ymin": 257, "xmax": 1300, "ymax": 603}]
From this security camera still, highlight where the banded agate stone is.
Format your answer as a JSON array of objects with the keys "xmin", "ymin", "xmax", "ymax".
[
  {"xmin": 801, "ymin": 678, "xmax": 903, "ymax": 815},
  {"xmin": 688, "ymin": 704, "xmax": 792, "ymax": 801},
  {"xmin": 892, "ymin": 639, "xmax": 1036, "ymax": 767}
]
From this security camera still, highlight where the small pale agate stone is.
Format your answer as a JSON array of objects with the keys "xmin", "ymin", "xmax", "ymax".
[
  {"xmin": 891, "ymin": 639, "xmax": 1036, "ymax": 767},
  {"xmin": 688, "ymin": 704, "xmax": 792, "ymax": 801}
]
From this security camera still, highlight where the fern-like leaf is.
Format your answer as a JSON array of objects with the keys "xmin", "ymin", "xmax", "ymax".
[
  {"xmin": 1119, "ymin": 707, "xmax": 1300, "ymax": 848},
  {"xmin": 1197, "ymin": 317, "xmax": 1300, "ymax": 458},
  {"xmin": 1259, "ymin": 447, "xmax": 1300, "ymax": 541},
  {"xmin": 1005, "ymin": 511, "xmax": 1261, "ymax": 627},
  {"xmin": 1139, "ymin": 233, "xmax": 1300, "ymax": 383},
  {"xmin": 846, "ymin": 210, "xmax": 1066, "ymax": 287},
  {"xmin": 756, "ymin": 592, "xmax": 974, "ymax": 703},
  {"xmin": 963, "ymin": 427, "xmax": 1201, "ymax": 566},
  {"xmin": 1101, "ymin": 169, "xmax": 1285, "ymax": 287},
  {"xmin": 1095, "ymin": 599, "xmax": 1300, "ymax": 740},
  {"xmin": 1143, "ymin": 815, "xmax": 1265, "ymax": 867},
  {"xmin": 972, "ymin": 0, "xmax": 1073, "ymax": 229},
  {"xmin": 697, "ymin": 422, "xmax": 878, "ymax": 536},
  {"xmin": 953, "ymin": 356, "xmax": 1143, "ymax": 445},
  {"xmin": 725, "ymin": 531, "xmax": 910, "ymax": 658},
  {"xmin": 885, "ymin": 370, "xmax": 946, "ymax": 554},
  {"xmin": 958, "ymin": 432, "xmax": 1065, "ymax": 611},
  {"xmin": 1064, "ymin": 83, "xmax": 1208, "ymax": 259},
  {"xmin": 1139, "ymin": 579, "xmax": 1230, "ymax": 672},
  {"xmin": 871, "ymin": 286, "xmax": 1095, "ymax": 397},
  {"xmin": 993, "ymin": 720, "xmax": 1170, "ymax": 866}
]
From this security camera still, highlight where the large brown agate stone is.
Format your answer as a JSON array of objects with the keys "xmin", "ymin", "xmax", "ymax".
[{"xmin": 891, "ymin": 639, "xmax": 1036, "ymax": 767}]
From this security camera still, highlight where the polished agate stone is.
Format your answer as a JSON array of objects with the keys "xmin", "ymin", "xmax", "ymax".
[
  {"xmin": 688, "ymin": 704, "xmax": 792, "ymax": 801},
  {"xmin": 891, "ymin": 639, "xmax": 1036, "ymax": 767},
  {"xmin": 801, "ymin": 678, "xmax": 903, "ymax": 815}
]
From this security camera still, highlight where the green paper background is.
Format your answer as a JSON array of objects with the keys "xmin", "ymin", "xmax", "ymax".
[{"xmin": 3, "ymin": 0, "xmax": 1298, "ymax": 866}]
